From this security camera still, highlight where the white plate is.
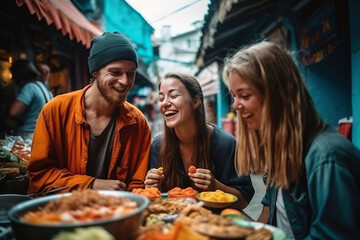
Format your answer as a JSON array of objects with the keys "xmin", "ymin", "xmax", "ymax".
[{"xmin": 233, "ymin": 220, "xmax": 287, "ymax": 240}]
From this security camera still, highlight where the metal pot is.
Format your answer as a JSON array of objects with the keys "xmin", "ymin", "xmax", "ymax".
[
  {"xmin": 0, "ymin": 194, "xmax": 32, "ymax": 226},
  {"xmin": 8, "ymin": 190, "xmax": 149, "ymax": 240}
]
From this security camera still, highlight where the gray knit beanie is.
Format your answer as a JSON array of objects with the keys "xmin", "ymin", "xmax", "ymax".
[{"xmin": 88, "ymin": 31, "xmax": 138, "ymax": 74}]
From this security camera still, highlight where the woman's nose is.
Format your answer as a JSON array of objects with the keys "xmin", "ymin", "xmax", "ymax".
[
  {"xmin": 164, "ymin": 98, "xmax": 172, "ymax": 106},
  {"xmin": 233, "ymin": 101, "xmax": 244, "ymax": 112},
  {"xmin": 159, "ymin": 97, "xmax": 171, "ymax": 108},
  {"xmin": 233, "ymin": 99, "xmax": 240, "ymax": 110}
]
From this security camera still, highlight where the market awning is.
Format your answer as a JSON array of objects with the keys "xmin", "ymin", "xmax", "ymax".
[
  {"xmin": 15, "ymin": 0, "xmax": 103, "ymax": 49},
  {"xmin": 195, "ymin": 0, "xmax": 319, "ymax": 69}
]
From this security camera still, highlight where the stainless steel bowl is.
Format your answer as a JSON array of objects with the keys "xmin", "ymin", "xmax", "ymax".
[{"xmin": 8, "ymin": 190, "xmax": 149, "ymax": 240}]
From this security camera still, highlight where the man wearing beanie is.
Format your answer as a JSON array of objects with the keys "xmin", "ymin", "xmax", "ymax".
[{"xmin": 27, "ymin": 32, "xmax": 151, "ymax": 194}]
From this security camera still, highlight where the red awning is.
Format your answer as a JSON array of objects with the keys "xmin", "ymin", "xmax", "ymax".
[{"xmin": 15, "ymin": 0, "xmax": 103, "ymax": 48}]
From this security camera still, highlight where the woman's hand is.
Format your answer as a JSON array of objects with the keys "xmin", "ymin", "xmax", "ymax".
[
  {"xmin": 188, "ymin": 168, "xmax": 216, "ymax": 191},
  {"xmin": 144, "ymin": 168, "xmax": 164, "ymax": 188}
]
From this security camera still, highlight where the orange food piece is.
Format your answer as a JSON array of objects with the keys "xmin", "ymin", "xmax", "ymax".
[
  {"xmin": 157, "ymin": 167, "xmax": 163, "ymax": 174},
  {"xmin": 132, "ymin": 187, "xmax": 161, "ymax": 199},
  {"xmin": 167, "ymin": 187, "xmax": 198, "ymax": 198},
  {"xmin": 220, "ymin": 208, "xmax": 242, "ymax": 216},
  {"xmin": 188, "ymin": 165, "xmax": 196, "ymax": 174},
  {"xmin": 136, "ymin": 221, "xmax": 208, "ymax": 240}
]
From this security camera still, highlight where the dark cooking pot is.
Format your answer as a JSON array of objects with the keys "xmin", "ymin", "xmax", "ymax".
[
  {"xmin": 0, "ymin": 194, "xmax": 32, "ymax": 226},
  {"xmin": 8, "ymin": 190, "xmax": 149, "ymax": 240}
]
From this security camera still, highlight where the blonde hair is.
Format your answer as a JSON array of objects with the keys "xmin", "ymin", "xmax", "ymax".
[{"xmin": 222, "ymin": 41, "xmax": 325, "ymax": 189}]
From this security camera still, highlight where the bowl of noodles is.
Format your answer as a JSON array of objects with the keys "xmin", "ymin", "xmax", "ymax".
[{"xmin": 7, "ymin": 189, "xmax": 149, "ymax": 240}]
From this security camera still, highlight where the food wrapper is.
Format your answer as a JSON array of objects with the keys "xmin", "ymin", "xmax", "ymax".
[
  {"xmin": 10, "ymin": 140, "xmax": 31, "ymax": 162},
  {"xmin": 0, "ymin": 136, "xmax": 30, "ymax": 178}
]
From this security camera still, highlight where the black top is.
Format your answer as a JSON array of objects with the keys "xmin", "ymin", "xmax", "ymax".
[
  {"xmin": 149, "ymin": 124, "xmax": 255, "ymax": 203},
  {"xmin": 87, "ymin": 112, "xmax": 117, "ymax": 178}
]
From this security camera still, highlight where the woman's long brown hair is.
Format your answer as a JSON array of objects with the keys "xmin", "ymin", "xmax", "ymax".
[{"xmin": 157, "ymin": 72, "xmax": 211, "ymax": 191}]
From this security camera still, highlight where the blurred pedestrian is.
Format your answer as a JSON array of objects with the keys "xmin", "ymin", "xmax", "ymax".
[
  {"xmin": 5, "ymin": 59, "xmax": 52, "ymax": 143},
  {"xmin": 27, "ymin": 32, "xmax": 151, "ymax": 194},
  {"xmin": 36, "ymin": 62, "xmax": 51, "ymax": 88},
  {"xmin": 222, "ymin": 41, "xmax": 360, "ymax": 239}
]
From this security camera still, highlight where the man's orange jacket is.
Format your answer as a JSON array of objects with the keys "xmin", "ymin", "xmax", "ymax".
[{"xmin": 27, "ymin": 85, "xmax": 151, "ymax": 193}]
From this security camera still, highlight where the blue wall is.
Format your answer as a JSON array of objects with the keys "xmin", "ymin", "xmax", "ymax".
[
  {"xmin": 349, "ymin": 0, "xmax": 360, "ymax": 147},
  {"xmin": 104, "ymin": 0, "xmax": 154, "ymax": 65},
  {"xmin": 304, "ymin": 39, "xmax": 352, "ymax": 127}
]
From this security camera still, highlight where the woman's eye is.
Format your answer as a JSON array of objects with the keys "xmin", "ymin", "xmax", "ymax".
[{"xmin": 242, "ymin": 95, "xmax": 250, "ymax": 100}]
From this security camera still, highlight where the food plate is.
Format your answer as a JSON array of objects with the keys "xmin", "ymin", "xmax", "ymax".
[
  {"xmin": 160, "ymin": 193, "xmax": 168, "ymax": 199},
  {"xmin": 234, "ymin": 220, "xmax": 286, "ymax": 240},
  {"xmin": 194, "ymin": 227, "xmax": 252, "ymax": 239},
  {"xmin": 7, "ymin": 190, "xmax": 149, "ymax": 240},
  {"xmin": 194, "ymin": 220, "xmax": 286, "ymax": 240},
  {"xmin": 196, "ymin": 193, "xmax": 237, "ymax": 208}
]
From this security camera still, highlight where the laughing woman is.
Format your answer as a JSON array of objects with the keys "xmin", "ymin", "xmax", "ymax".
[
  {"xmin": 145, "ymin": 72, "xmax": 254, "ymax": 210},
  {"xmin": 222, "ymin": 41, "xmax": 360, "ymax": 239}
]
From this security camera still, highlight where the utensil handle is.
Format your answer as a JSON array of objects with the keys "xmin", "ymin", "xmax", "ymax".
[{"xmin": 28, "ymin": 186, "xmax": 69, "ymax": 198}]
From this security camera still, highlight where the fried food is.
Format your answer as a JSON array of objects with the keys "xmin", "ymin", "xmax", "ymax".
[
  {"xmin": 145, "ymin": 198, "xmax": 196, "ymax": 216},
  {"xmin": 245, "ymin": 228, "xmax": 272, "ymax": 240},
  {"xmin": 157, "ymin": 167, "xmax": 163, "ymax": 174},
  {"xmin": 220, "ymin": 208, "xmax": 242, "ymax": 216},
  {"xmin": 167, "ymin": 187, "xmax": 198, "ymax": 198},
  {"xmin": 177, "ymin": 205, "xmax": 254, "ymax": 237},
  {"xmin": 132, "ymin": 187, "xmax": 161, "ymax": 199},
  {"xmin": 21, "ymin": 189, "xmax": 137, "ymax": 224},
  {"xmin": 188, "ymin": 165, "xmax": 196, "ymax": 174},
  {"xmin": 199, "ymin": 190, "xmax": 235, "ymax": 202}
]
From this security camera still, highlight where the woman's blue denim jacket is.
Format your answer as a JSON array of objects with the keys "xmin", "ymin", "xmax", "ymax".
[{"xmin": 262, "ymin": 126, "xmax": 360, "ymax": 240}]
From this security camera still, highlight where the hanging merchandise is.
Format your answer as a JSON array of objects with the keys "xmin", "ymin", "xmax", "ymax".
[{"xmin": 299, "ymin": 1, "xmax": 340, "ymax": 65}]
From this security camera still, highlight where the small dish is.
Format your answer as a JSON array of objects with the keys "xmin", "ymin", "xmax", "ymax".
[
  {"xmin": 196, "ymin": 193, "xmax": 237, "ymax": 208},
  {"xmin": 192, "ymin": 222, "xmax": 254, "ymax": 239},
  {"xmin": 160, "ymin": 193, "xmax": 168, "ymax": 199},
  {"xmin": 233, "ymin": 220, "xmax": 286, "ymax": 240}
]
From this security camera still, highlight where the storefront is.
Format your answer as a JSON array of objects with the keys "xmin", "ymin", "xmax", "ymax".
[
  {"xmin": 195, "ymin": 0, "xmax": 357, "ymax": 143},
  {"xmin": 0, "ymin": 0, "xmax": 103, "ymax": 193},
  {"xmin": 0, "ymin": 0, "xmax": 103, "ymax": 132}
]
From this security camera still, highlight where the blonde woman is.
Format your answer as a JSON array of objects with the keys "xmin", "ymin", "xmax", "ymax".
[{"xmin": 222, "ymin": 41, "xmax": 360, "ymax": 239}]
